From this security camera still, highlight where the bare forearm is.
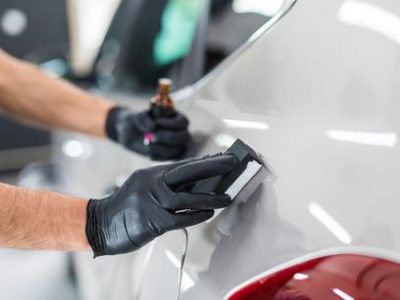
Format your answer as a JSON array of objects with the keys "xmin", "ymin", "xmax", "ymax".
[
  {"xmin": 0, "ymin": 50, "xmax": 114, "ymax": 137},
  {"xmin": 0, "ymin": 183, "xmax": 90, "ymax": 251}
]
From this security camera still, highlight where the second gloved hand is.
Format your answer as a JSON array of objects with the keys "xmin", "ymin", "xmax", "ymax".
[
  {"xmin": 105, "ymin": 106, "xmax": 190, "ymax": 160},
  {"xmin": 86, "ymin": 153, "xmax": 238, "ymax": 256}
]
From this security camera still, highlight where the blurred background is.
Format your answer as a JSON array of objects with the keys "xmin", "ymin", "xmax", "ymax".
[{"xmin": 0, "ymin": 0, "xmax": 281, "ymax": 299}]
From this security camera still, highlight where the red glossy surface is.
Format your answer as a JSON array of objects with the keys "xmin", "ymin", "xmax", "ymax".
[{"xmin": 228, "ymin": 254, "xmax": 400, "ymax": 300}]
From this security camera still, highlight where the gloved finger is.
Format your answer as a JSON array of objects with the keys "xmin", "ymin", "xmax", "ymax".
[
  {"xmin": 159, "ymin": 156, "xmax": 208, "ymax": 173},
  {"xmin": 163, "ymin": 192, "xmax": 231, "ymax": 211},
  {"xmin": 150, "ymin": 144, "xmax": 185, "ymax": 160},
  {"xmin": 164, "ymin": 153, "xmax": 238, "ymax": 187},
  {"xmin": 126, "ymin": 139, "xmax": 149, "ymax": 155},
  {"xmin": 133, "ymin": 111, "xmax": 156, "ymax": 132},
  {"xmin": 170, "ymin": 210, "xmax": 214, "ymax": 229},
  {"xmin": 160, "ymin": 153, "xmax": 227, "ymax": 173},
  {"xmin": 153, "ymin": 130, "xmax": 190, "ymax": 146},
  {"xmin": 156, "ymin": 113, "xmax": 189, "ymax": 130}
]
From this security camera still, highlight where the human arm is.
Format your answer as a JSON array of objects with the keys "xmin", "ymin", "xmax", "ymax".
[
  {"xmin": 0, "ymin": 49, "xmax": 113, "ymax": 138},
  {"xmin": 0, "ymin": 154, "xmax": 237, "ymax": 254},
  {"xmin": 0, "ymin": 182, "xmax": 90, "ymax": 251},
  {"xmin": 0, "ymin": 50, "xmax": 190, "ymax": 158}
]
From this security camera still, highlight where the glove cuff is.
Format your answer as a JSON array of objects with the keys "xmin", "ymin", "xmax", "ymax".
[
  {"xmin": 105, "ymin": 106, "xmax": 125, "ymax": 142},
  {"xmin": 86, "ymin": 199, "xmax": 108, "ymax": 257}
]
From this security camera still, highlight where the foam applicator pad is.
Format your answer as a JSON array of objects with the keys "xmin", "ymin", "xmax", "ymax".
[{"xmin": 191, "ymin": 139, "xmax": 266, "ymax": 220}]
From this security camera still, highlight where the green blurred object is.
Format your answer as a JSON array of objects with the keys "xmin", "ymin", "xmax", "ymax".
[{"xmin": 154, "ymin": 0, "xmax": 204, "ymax": 66}]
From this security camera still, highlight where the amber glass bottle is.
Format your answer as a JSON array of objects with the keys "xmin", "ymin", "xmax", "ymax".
[{"xmin": 150, "ymin": 78, "xmax": 175, "ymax": 119}]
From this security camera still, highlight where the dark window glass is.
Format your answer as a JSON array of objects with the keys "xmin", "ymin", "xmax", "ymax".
[{"xmin": 95, "ymin": 0, "xmax": 273, "ymax": 93}]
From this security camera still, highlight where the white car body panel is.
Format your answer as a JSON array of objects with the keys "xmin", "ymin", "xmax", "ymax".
[{"xmin": 55, "ymin": 0, "xmax": 400, "ymax": 298}]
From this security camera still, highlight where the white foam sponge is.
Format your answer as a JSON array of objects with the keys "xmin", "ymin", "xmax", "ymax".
[
  {"xmin": 208, "ymin": 160, "xmax": 263, "ymax": 222},
  {"xmin": 225, "ymin": 160, "xmax": 263, "ymax": 199}
]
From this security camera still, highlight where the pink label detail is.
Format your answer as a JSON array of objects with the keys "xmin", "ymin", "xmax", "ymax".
[{"xmin": 144, "ymin": 132, "xmax": 154, "ymax": 145}]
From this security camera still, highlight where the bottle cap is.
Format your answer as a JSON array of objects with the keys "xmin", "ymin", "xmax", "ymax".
[{"xmin": 159, "ymin": 78, "xmax": 172, "ymax": 86}]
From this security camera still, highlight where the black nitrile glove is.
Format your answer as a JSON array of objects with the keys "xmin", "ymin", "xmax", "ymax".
[
  {"xmin": 105, "ymin": 106, "xmax": 190, "ymax": 160},
  {"xmin": 86, "ymin": 153, "xmax": 238, "ymax": 256}
]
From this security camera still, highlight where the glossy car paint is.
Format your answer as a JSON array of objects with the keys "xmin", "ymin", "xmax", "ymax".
[
  {"xmin": 54, "ymin": 0, "xmax": 400, "ymax": 298},
  {"xmin": 225, "ymin": 251, "xmax": 400, "ymax": 299}
]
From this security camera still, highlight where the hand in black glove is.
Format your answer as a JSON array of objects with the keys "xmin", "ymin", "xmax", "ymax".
[
  {"xmin": 86, "ymin": 153, "xmax": 238, "ymax": 256},
  {"xmin": 105, "ymin": 106, "xmax": 190, "ymax": 160}
]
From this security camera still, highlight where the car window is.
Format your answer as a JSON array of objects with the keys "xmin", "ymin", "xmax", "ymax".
[
  {"xmin": 94, "ymin": 0, "xmax": 283, "ymax": 93},
  {"xmin": 205, "ymin": 0, "xmax": 276, "ymax": 72}
]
